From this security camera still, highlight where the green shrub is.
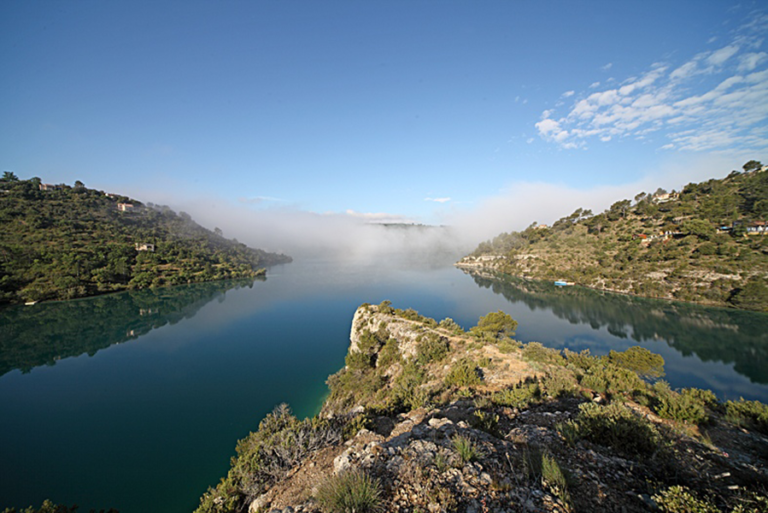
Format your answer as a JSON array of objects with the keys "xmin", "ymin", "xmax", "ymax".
[
  {"xmin": 377, "ymin": 337, "xmax": 401, "ymax": 368},
  {"xmin": 579, "ymin": 363, "xmax": 646, "ymax": 395},
  {"xmin": 607, "ymin": 346, "xmax": 665, "ymax": 379},
  {"xmin": 452, "ymin": 434, "xmax": 483, "ymax": 464},
  {"xmin": 575, "ymin": 402, "xmax": 661, "ymax": 458},
  {"xmin": 438, "ymin": 317, "xmax": 464, "ymax": 334},
  {"xmin": 491, "ymin": 381, "xmax": 541, "ymax": 409},
  {"xmin": 725, "ymin": 398, "xmax": 768, "ymax": 435},
  {"xmin": 522, "ymin": 342, "xmax": 565, "ymax": 366},
  {"xmin": 652, "ymin": 485, "xmax": 718, "ymax": 513},
  {"xmin": 445, "ymin": 358, "xmax": 482, "ymax": 387},
  {"xmin": 471, "ymin": 410, "xmax": 501, "ymax": 437},
  {"xmin": 652, "ymin": 382, "xmax": 709, "ymax": 425},
  {"xmin": 541, "ymin": 452, "xmax": 571, "ymax": 507},
  {"xmin": 563, "ymin": 348, "xmax": 597, "ymax": 371},
  {"xmin": 315, "ymin": 469, "xmax": 382, "ymax": 513},
  {"xmin": 416, "ymin": 334, "xmax": 449, "ymax": 364},
  {"xmin": 542, "ymin": 367, "xmax": 578, "ymax": 398}
]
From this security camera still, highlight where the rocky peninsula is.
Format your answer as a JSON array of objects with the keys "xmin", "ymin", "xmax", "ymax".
[{"xmin": 194, "ymin": 302, "xmax": 768, "ymax": 513}]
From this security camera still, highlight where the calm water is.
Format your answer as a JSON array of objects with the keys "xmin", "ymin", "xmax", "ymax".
[{"xmin": 1, "ymin": 258, "xmax": 767, "ymax": 513}]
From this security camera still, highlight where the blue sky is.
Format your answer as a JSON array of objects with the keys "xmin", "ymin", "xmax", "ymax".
[{"xmin": 2, "ymin": 1, "xmax": 767, "ymax": 247}]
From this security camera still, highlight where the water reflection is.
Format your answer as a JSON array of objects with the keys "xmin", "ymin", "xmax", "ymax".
[
  {"xmin": 465, "ymin": 270, "xmax": 768, "ymax": 385},
  {"xmin": 0, "ymin": 278, "xmax": 261, "ymax": 376}
]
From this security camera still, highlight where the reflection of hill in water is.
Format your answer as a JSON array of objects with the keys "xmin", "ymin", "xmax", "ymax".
[
  {"xmin": 0, "ymin": 278, "xmax": 260, "ymax": 376},
  {"xmin": 466, "ymin": 270, "xmax": 768, "ymax": 384}
]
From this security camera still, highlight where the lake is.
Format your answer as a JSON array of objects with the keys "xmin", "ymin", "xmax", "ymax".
[{"xmin": 1, "ymin": 257, "xmax": 767, "ymax": 513}]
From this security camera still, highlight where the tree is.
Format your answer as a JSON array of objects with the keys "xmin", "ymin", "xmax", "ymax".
[
  {"xmin": 743, "ymin": 160, "xmax": 762, "ymax": 173},
  {"xmin": 1, "ymin": 171, "xmax": 19, "ymax": 182},
  {"xmin": 74, "ymin": 180, "xmax": 85, "ymax": 189},
  {"xmin": 681, "ymin": 219, "xmax": 713, "ymax": 240},
  {"xmin": 470, "ymin": 310, "xmax": 518, "ymax": 341},
  {"xmin": 214, "ymin": 227, "xmax": 223, "ymax": 237}
]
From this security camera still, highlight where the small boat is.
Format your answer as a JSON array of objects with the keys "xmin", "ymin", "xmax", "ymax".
[
  {"xmin": 554, "ymin": 280, "xmax": 573, "ymax": 287},
  {"xmin": 25, "ymin": 301, "xmax": 37, "ymax": 306}
]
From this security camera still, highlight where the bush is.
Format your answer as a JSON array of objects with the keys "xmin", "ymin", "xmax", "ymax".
[
  {"xmin": 542, "ymin": 367, "xmax": 578, "ymax": 398},
  {"xmin": 452, "ymin": 435, "xmax": 483, "ymax": 464},
  {"xmin": 522, "ymin": 342, "xmax": 565, "ymax": 366},
  {"xmin": 652, "ymin": 382, "xmax": 709, "ymax": 425},
  {"xmin": 607, "ymin": 346, "xmax": 665, "ymax": 379},
  {"xmin": 491, "ymin": 381, "xmax": 541, "ymax": 409},
  {"xmin": 315, "ymin": 469, "xmax": 382, "ymax": 513},
  {"xmin": 541, "ymin": 452, "xmax": 571, "ymax": 507},
  {"xmin": 416, "ymin": 334, "xmax": 449, "ymax": 364},
  {"xmin": 575, "ymin": 402, "xmax": 661, "ymax": 458},
  {"xmin": 471, "ymin": 410, "xmax": 501, "ymax": 437},
  {"xmin": 445, "ymin": 358, "xmax": 482, "ymax": 387},
  {"xmin": 579, "ymin": 363, "xmax": 646, "ymax": 395},
  {"xmin": 725, "ymin": 398, "xmax": 768, "ymax": 435},
  {"xmin": 652, "ymin": 485, "xmax": 718, "ymax": 513}
]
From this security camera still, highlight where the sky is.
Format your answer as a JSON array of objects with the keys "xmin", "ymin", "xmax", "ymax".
[{"xmin": 2, "ymin": 1, "xmax": 767, "ymax": 253}]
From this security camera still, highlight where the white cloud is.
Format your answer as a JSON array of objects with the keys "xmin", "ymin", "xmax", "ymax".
[
  {"xmin": 425, "ymin": 197, "xmax": 451, "ymax": 203},
  {"xmin": 535, "ymin": 16, "xmax": 768, "ymax": 154},
  {"xmin": 708, "ymin": 45, "xmax": 739, "ymax": 66},
  {"xmin": 589, "ymin": 81, "xmax": 601, "ymax": 88},
  {"xmin": 738, "ymin": 52, "xmax": 767, "ymax": 71},
  {"xmin": 601, "ymin": 63, "xmax": 613, "ymax": 71},
  {"xmin": 562, "ymin": 90, "xmax": 575, "ymax": 98},
  {"xmin": 443, "ymin": 155, "xmax": 737, "ymax": 242}
]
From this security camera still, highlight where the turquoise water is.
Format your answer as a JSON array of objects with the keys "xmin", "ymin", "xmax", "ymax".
[{"xmin": 1, "ymin": 258, "xmax": 766, "ymax": 512}]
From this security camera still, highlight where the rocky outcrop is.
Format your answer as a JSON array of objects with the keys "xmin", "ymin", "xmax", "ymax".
[{"xmin": 198, "ymin": 304, "xmax": 768, "ymax": 513}]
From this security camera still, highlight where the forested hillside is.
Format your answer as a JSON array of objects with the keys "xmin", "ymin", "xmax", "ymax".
[
  {"xmin": 0, "ymin": 176, "xmax": 290, "ymax": 304},
  {"xmin": 459, "ymin": 161, "xmax": 768, "ymax": 311}
]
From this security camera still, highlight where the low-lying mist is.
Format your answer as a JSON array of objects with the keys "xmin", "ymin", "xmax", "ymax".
[{"xmin": 130, "ymin": 153, "xmax": 738, "ymax": 265}]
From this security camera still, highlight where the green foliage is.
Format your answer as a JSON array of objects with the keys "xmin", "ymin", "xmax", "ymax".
[
  {"xmin": 315, "ymin": 469, "xmax": 382, "ymax": 513},
  {"xmin": 541, "ymin": 452, "xmax": 571, "ymax": 508},
  {"xmin": 652, "ymin": 382, "xmax": 709, "ymax": 425},
  {"xmin": 415, "ymin": 334, "xmax": 449, "ymax": 364},
  {"xmin": 377, "ymin": 300, "xmax": 394, "ymax": 315},
  {"xmin": 464, "ymin": 167, "xmax": 768, "ymax": 311},
  {"xmin": 491, "ymin": 381, "xmax": 541, "ymax": 409},
  {"xmin": 0, "ymin": 178, "xmax": 290, "ymax": 304},
  {"xmin": 607, "ymin": 346, "xmax": 665, "ymax": 379},
  {"xmin": 195, "ymin": 404, "xmax": 345, "ymax": 513},
  {"xmin": 444, "ymin": 358, "xmax": 482, "ymax": 387},
  {"xmin": 542, "ymin": 367, "xmax": 578, "ymax": 398},
  {"xmin": 471, "ymin": 410, "xmax": 501, "ymax": 437},
  {"xmin": 438, "ymin": 317, "xmax": 464, "ymax": 334},
  {"xmin": 391, "ymin": 360, "xmax": 429, "ymax": 411},
  {"xmin": 451, "ymin": 434, "xmax": 483, "ymax": 464},
  {"xmin": 376, "ymin": 337, "xmax": 401, "ymax": 368},
  {"xmin": 574, "ymin": 402, "xmax": 661, "ymax": 458},
  {"xmin": 470, "ymin": 310, "xmax": 518, "ymax": 342},
  {"xmin": 729, "ymin": 277, "xmax": 768, "ymax": 312},
  {"xmin": 725, "ymin": 398, "xmax": 768, "ymax": 435},
  {"xmin": 522, "ymin": 342, "xmax": 565, "ymax": 366},
  {"xmin": 652, "ymin": 485, "xmax": 718, "ymax": 513},
  {"xmin": 579, "ymin": 363, "xmax": 646, "ymax": 395}
]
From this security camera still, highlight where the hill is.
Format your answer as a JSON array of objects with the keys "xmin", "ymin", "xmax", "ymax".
[
  {"xmin": 458, "ymin": 162, "xmax": 768, "ymax": 312},
  {"xmin": 194, "ymin": 303, "xmax": 768, "ymax": 513},
  {"xmin": 0, "ymin": 176, "xmax": 290, "ymax": 304}
]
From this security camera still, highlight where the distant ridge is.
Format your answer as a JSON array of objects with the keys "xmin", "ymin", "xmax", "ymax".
[
  {"xmin": 458, "ymin": 161, "xmax": 768, "ymax": 311},
  {"xmin": 0, "ymin": 176, "xmax": 291, "ymax": 304}
]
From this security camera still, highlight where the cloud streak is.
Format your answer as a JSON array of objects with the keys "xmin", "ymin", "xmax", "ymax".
[{"xmin": 536, "ymin": 14, "xmax": 768, "ymax": 153}]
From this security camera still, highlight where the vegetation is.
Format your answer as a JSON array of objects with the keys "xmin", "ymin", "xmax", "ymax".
[
  {"xmin": 0, "ymin": 177, "xmax": 290, "ymax": 304},
  {"xmin": 315, "ymin": 470, "xmax": 382, "ymax": 513},
  {"xmin": 462, "ymin": 163, "xmax": 768, "ymax": 311},
  {"xmin": 197, "ymin": 304, "xmax": 768, "ymax": 513}
]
